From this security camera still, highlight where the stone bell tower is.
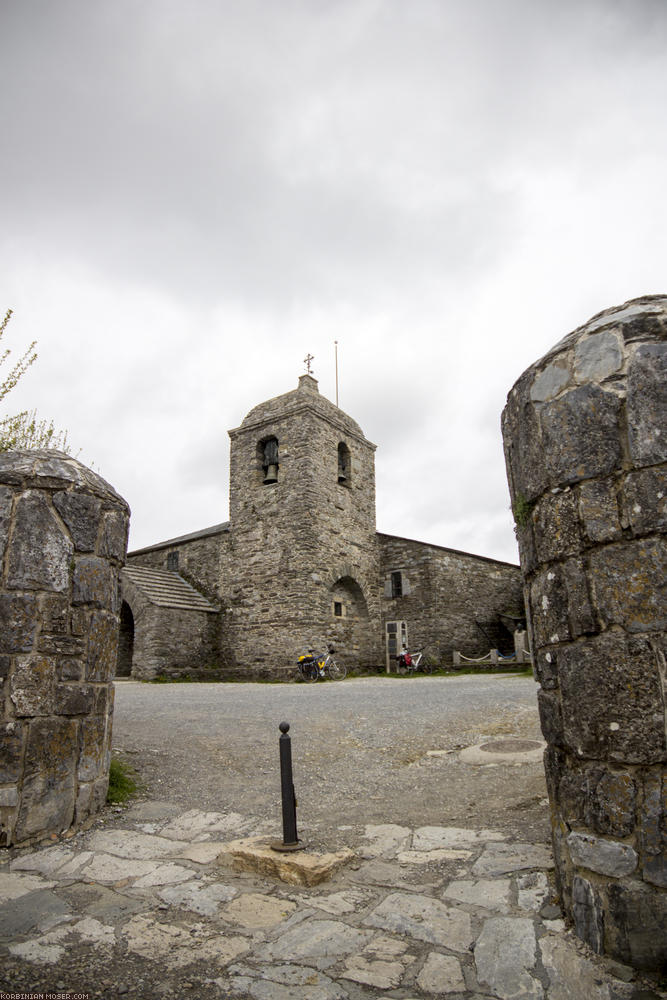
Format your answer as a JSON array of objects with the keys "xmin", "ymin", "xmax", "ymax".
[{"xmin": 225, "ymin": 374, "xmax": 382, "ymax": 672}]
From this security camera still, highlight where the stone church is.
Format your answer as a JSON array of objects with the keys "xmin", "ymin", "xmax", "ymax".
[{"xmin": 119, "ymin": 374, "xmax": 523, "ymax": 678}]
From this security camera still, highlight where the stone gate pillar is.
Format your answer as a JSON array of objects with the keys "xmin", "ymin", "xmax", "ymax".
[
  {"xmin": 502, "ymin": 296, "xmax": 667, "ymax": 972},
  {"xmin": 0, "ymin": 450, "xmax": 129, "ymax": 846}
]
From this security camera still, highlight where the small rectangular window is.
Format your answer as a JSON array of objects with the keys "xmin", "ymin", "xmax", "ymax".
[
  {"xmin": 391, "ymin": 571, "xmax": 403, "ymax": 598},
  {"xmin": 333, "ymin": 601, "xmax": 343, "ymax": 617},
  {"xmin": 167, "ymin": 551, "xmax": 179, "ymax": 571}
]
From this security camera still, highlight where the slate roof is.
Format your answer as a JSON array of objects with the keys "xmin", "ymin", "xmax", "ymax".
[{"xmin": 122, "ymin": 565, "xmax": 218, "ymax": 613}]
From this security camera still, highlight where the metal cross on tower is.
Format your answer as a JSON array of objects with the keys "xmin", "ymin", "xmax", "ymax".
[{"xmin": 303, "ymin": 353, "xmax": 314, "ymax": 375}]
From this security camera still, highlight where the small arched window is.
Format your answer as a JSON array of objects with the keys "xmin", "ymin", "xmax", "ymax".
[
  {"xmin": 259, "ymin": 436, "xmax": 279, "ymax": 484},
  {"xmin": 337, "ymin": 442, "xmax": 351, "ymax": 486}
]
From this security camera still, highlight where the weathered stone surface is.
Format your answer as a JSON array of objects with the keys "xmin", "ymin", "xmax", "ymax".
[
  {"xmin": 87, "ymin": 829, "xmax": 189, "ymax": 858},
  {"xmin": 627, "ymin": 342, "xmax": 667, "ymax": 466},
  {"xmin": 540, "ymin": 934, "xmax": 619, "ymax": 1000},
  {"xmin": 443, "ymin": 877, "xmax": 512, "ymax": 912},
  {"xmin": 72, "ymin": 556, "xmax": 115, "ymax": 608},
  {"xmin": 10, "ymin": 655, "xmax": 56, "ymax": 716},
  {"xmin": 158, "ymin": 879, "xmax": 237, "ymax": 915},
  {"xmin": 229, "ymin": 964, "xmax": 346, "ymax": 1000},
  {"xmin": 54, "ymin": 682, "xmax": 95, "ymax": 716},
  {"xmin": 259, "ymin": 918, "xmax": 373, "ymax": 964},
  {"xmin": 123, "ymin": 912, "xmax": 249, "ymax": 968},
  {"xmin": 590, "ymin": 538, "xmax": 667, "ymax": 633},
  {"xmin": 622, "ymin": 464, "xmax": 667, "ymax": 536},
  {"xmin": 0, "ymin": 485, "xmax": 13, "ymax": 564},
  {"xmin": 159, "ymin": 807, "xmax": 249, "ymax": 841},
  {"xmin": 534, "ymin": 647, "xmax": 558, "ymax": 690},
  {"xmin": 86, "ymin": 610, "xmax": 119, "ymax": 681},
  {"xmin": 412, "ymin": 826, "xmax": 505, "ymax": 850},
  {"xmin": 529, "ymin": 567, "xmax": 571, "ymax": 648},
  {"xmin": 530, "ymin": 362, "xmax": 571, "ymax": 402},
  {"xmin": 561, "ymin": 557, "xmax": 596, "ymax": 637},
  {"xmin": 474, "ymin": 917, "xmax": 542, "ymax": 1000},
  {"xmin": 606, "ymin": 879, "xmax": 667, "ymax": 970},
  {"xmin": 472, "ymin": 842, "xmax": 553, "ymax": 877},
  {"xmin": 360, "ymin": 823, "xmax": 411, "ymax": 858},
  {"xmin": 571, "ymin": 875, "xmax": 603, "ymax": 954},
  {"xmin": 6, "ymin": 491, "xmax": 73, "ymax": 592},
  {"xmin": 559, "ymin": 632, "xmax": 665, "ymax": 763},
  {"xmin": 78, "ymin": 715, "xmax": 108, "ymax": 781},
  {"xmin": 223, "ymin": 891, "xmax": 296, "ymax": 928},
  {"xmin": 416, "ymin": 951, "xmax": 466, "ymax": 994},
  {"xmin": 0, "ymin": 593, "xmax": 37, "ymax": 652},
  {"xmin": 53, "ymin": 490, "xmax": 101, "ymax": 551},
  {"xmin": 533, "ymin": 490, "xmax": 581, "ymax": 563},
  {"xmin": 15, "ymin": 718, "xmax": 79, "ymax": 840},
  {"xmin": 574, "ymin": 330, "xmax": 623, "ymax": 383},
  {"xmin": 541, "ymin": 385, "xmax": 622, "ymax": 486},
  {"xmin": 217, "ymin": 837, "xmax": 354, "ymax": 886},
  {"xmin": 537, "ymin": 689, "xmax": 563, "ymax": 746},
  {"xmin": 639, "ymin": 773, "xmax": 667, "ymax": 888},
  {"xmin": 100, "ymin": 509, "xmax": 129, "ymax": 562},
  {"xmin": 363, "ymin": 891, "xmax": 473, "ymax": 950},
  {"xmin": 502, "ymin": 371, "xmax": 549, "ymax": 502},
  {"xmin": 578, "ymin": 478, "xmax": 623, "ymax": 543},
  {"xmin": 566, "ymin": 832, "xmax": 638, "ymax": 877}
]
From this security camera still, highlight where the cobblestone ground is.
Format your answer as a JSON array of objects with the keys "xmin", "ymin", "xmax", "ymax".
[{"xmin": 1, "ymin": 676, "xmax": 664, "ymax": 999}]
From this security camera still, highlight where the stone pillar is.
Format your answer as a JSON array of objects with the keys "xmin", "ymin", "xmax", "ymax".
[
  {"xmin": 0, "ymin": 450, "xmax": 129, "ymax": 846},
  {"xmin": 501, "ymin": 296, "xmax": 667, "ymax": 972}
]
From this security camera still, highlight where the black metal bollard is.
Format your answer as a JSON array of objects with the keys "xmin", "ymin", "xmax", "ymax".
[{"xmin": 272, "ymin": 721, "xmax": 305, "ymax": 852}]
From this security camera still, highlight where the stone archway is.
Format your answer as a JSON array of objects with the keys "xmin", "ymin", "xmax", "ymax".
[
  {"xmin": 116, "ymin": 600, "xmax": 135, "ymax": 677},
  {"xmin": 328, "ymin": 575, "xmax": 372, "ymax": 670}
]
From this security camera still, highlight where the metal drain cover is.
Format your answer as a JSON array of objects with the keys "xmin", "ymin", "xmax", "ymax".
[{"xmin": 459, "ymin": 737, "xmax": 546, "ymax": 765}]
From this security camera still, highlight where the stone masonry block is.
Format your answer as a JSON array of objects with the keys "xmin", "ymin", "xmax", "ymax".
[
  {"xmin": 559, "ymin": 632, "xmax": 665, "ymax": 764},
  {"xmin": 0, "ymin": 593, "xmax": 37, "ymax": 652},
  {"xmin": 78, "ymin": 715, "xmax": 108, "ymax": 781},
  {"xmin": 622, "ymin": 464, "xmax": 667, "ymax": 536},
  {"xmin": 54, "ymin": 683, "xmax": 95, "ymax": 716},
  {"xmin": 533, "ymin": 489, "xmax": 582, "ymax": 562},
  {"xmin": 571, "ymin": 875, "xmax": 603, "ymax": 954},
  {"xmin": 561, "ymin": 558, "xmax": 596, "ymax": 637},
  {"xmin": 537, "ymin": 688, "xmax": 563, "ymax": 746},
  {"xmin": 530, "ymin": 566, "xmax": 571, "ymax": 649},
  {"xmin": 72, "ymin": 556, "xmax": 115, "ymax": 609},
  {"xmin": 639, "ymin": 772, "xmax": 667, "ymax": 888},
  {"xmin": 541, "ymin": 385, "xmax": 622, "ymax": 486},
  {"xmin": 100, "ymin": 509, "xmax": 129, "ymax": 562},
  {"xmin": 10, "ymin": 654, "xmax": 57, "ymax": 717},
  {"xmin": 574, "ymin": 331, "xmax": 623, "ymax": 383},
  {"xmin": 627, "ymin": 342, "xmax": 667, "ymax": 467},
  {"xmin": 606, "ymin": 879, "xmax": 667, "ymax": 971},
  {"xmin": 0, "ymin": 485, "xmax": 13, "ymax": 565},
  {"xmin": 502, "ymin": 372, "xmax": 549, "ymax": 503},
  {"xmin": 590, "ymin": 538, "xmax": 667, "ymax": 633},
  {"xmin": 534, "ymin": 647, "xmax": 558, "ymax": 690},
  {"xmin": 38, "ymin": 593, "xmax": 69, "ymax": 635},
  {"xmin": 6, "ymin": 491, "xmax": 73, "ymax": 592},
  {"xmin": 556, "ymin": 763, "xmax": 637, "ymax": 838},
  {"xmin": 53, "ymin": 489, "xmax": 101, "ymax": 551},
  {"xmin": 0, "ymin": 721, "xmax": 24, "ymax": 783},
  {"xmin": 86, "ymin": 610, "xmax": 119, "ymax": 682},
  {"xmin": 566, "ymin": 831, "xmax": 638, "ymax": 878},
  {"xmin": 578, "ymin": 478, "xmax": 623, "ymax": 544}
]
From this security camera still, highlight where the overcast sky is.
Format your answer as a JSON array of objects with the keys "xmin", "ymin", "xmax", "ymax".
[{"xmin": 2, "ymin": 0, "xmax": 666, "ymax": 564}]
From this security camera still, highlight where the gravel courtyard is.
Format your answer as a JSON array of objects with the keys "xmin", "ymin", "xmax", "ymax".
[{"xmin": 111, "ymin": 673, "xmax": 550, "ymax": 850}]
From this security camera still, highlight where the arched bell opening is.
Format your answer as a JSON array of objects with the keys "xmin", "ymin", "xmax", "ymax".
[
  {"xmin": 257, "ymin": 436, "xmax": 279, "ymax": 485},
  {"xmin": 337, "ymin": 442, "xmax": 351, "ymax": 486},
  {"xmin": 116, "ymin": 600, "xmax": 135, "ymax": 677}
]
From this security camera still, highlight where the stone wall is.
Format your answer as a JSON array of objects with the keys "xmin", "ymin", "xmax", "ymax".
[
  {"xmin": 378, "ymin": 533, "xmax": 523, "ymax": 664},
  {"xmin": 0, "ymin": 450, "xmax": 129, "ymax": 846},
  {"xmin": 502, "ymin": 296, "xmax": 667, "ymax": 971},
  {"xmin": 128, "ymin": 523, "xmax": 227, "ymax": 605}
]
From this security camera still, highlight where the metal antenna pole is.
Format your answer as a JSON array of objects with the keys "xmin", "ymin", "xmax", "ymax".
[{"xmin": 335, "ymin": 340, "xmax": 339, "ymax": 407}]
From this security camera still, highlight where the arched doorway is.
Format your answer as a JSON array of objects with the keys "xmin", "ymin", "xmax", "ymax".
[
  {"xmin": 116, "ymin": 600, "xmax": 134, "ymax": 677},
  {"xmin": 329, "ymin": 576, "xmax": 372, "ymax": 669}
]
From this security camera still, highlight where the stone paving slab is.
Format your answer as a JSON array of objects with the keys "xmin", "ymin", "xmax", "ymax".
[{"xmin": 1, "ymin": 805, "xmax": 664, "ymax": 999}]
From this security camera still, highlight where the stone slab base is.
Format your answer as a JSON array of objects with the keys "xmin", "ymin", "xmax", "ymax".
[{"xmin": 216, "ymin": 836, "xmax": 355, "ymax": 886}]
